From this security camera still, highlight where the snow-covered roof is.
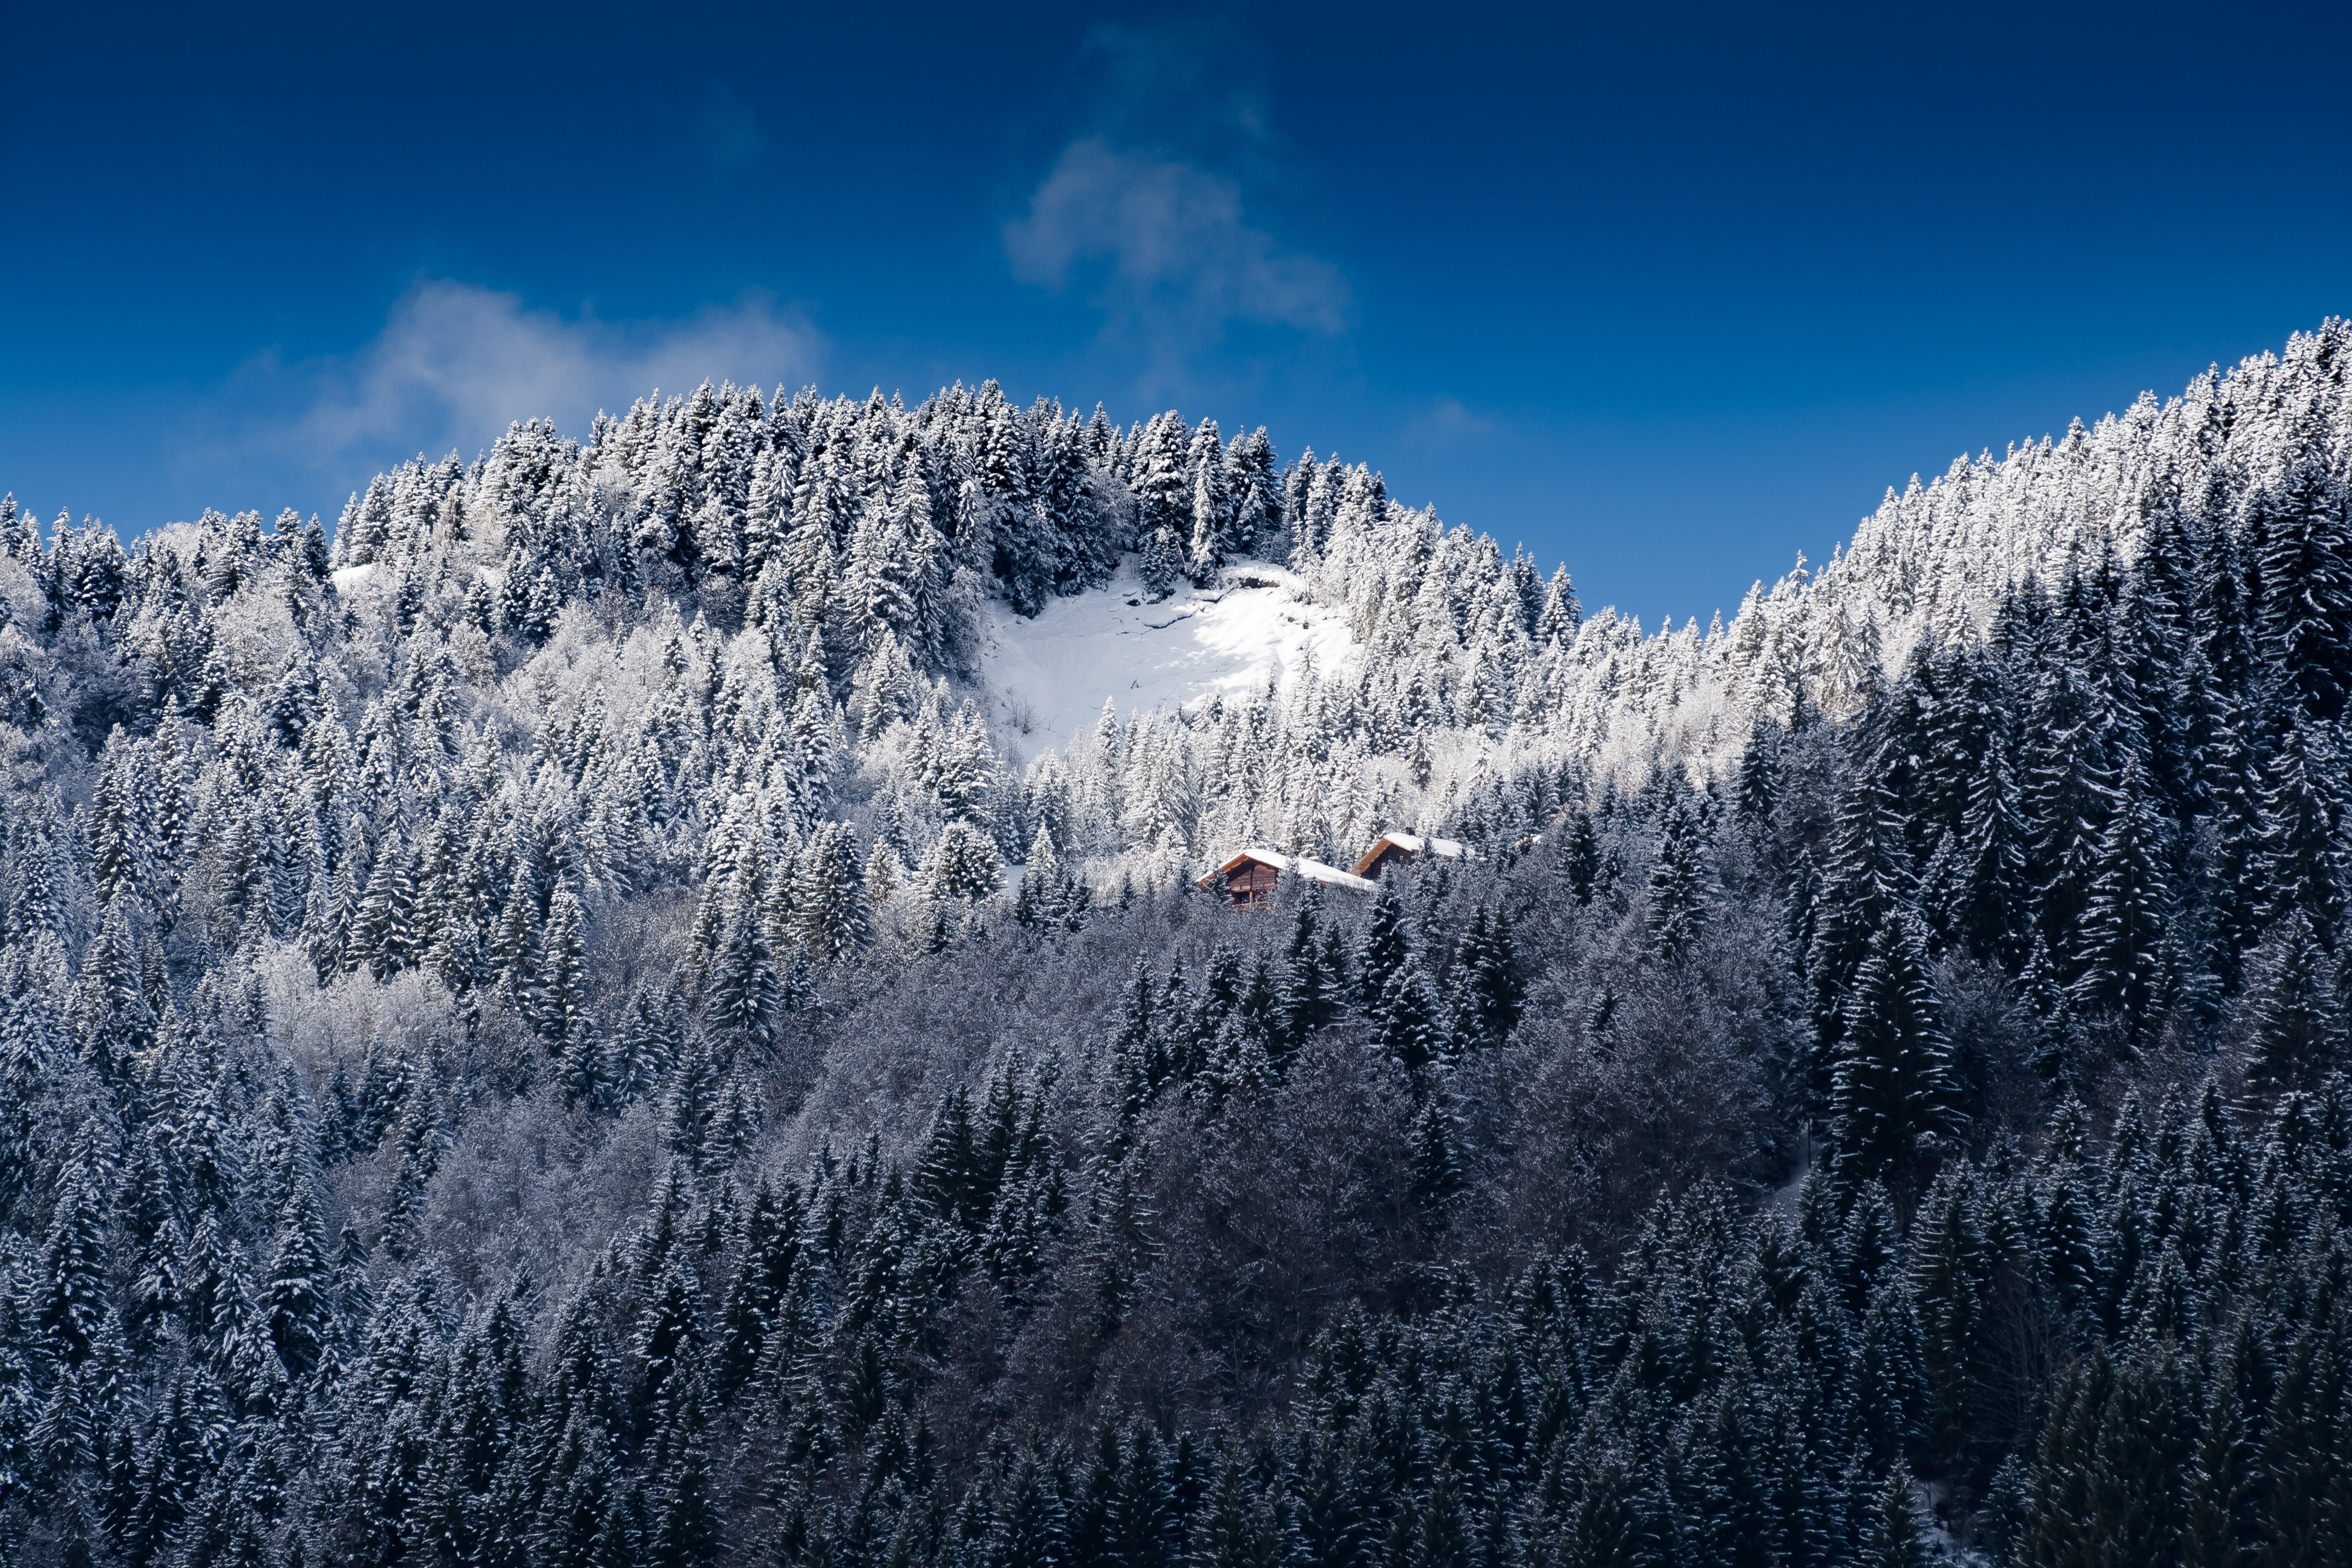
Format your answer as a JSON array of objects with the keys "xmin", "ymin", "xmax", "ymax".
[
  {"xmin": 1198, "ymin": 847, "xmax": 1377, "ymax": 895},
  {"xmin": 1349, "ymin": 831, "xmax": 1474, "ymax": 878},
  {"xmin": 1382, "ymin": 832, "xmax": 1469, "ymax": 860}
]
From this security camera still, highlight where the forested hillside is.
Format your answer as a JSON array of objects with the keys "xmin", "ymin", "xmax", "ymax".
[{"xmin": 0, "ymin": 322, "xmax": 2349, "ymax": 1567}]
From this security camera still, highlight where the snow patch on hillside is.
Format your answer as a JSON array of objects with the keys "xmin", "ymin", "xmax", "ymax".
[{"xmin": 981, "ymin": 558, "xmax": 1356, "ymax": 764}]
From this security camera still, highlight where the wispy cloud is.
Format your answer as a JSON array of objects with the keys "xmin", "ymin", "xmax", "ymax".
[
  {"xmin": 1402, "ymin": 396, "xmax": 1497, "ymax": 451},
  {"xmin": 1005, "ymin": 137, "xmax": 1348, "ymax": 357},
  {"xmin": 270, "ymin": 280, "xmax": 822, "ymax": 470}
]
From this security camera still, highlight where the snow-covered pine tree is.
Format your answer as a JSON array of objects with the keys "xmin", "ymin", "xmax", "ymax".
[{"xmin": 1828, "ymin": 915, "xmax": 1956, "ymax": 1194}]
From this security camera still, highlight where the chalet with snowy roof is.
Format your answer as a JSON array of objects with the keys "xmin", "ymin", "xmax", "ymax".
[
  {"xmin": 1350, "ymin": 832, "xmax": 1473, "ymax": 881},
  {"xmin": 1197, "ymin": 848, "xmax": 1377, "ymax": 907}
]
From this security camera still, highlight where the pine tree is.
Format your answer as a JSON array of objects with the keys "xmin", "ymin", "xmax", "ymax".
[
  {"xmin": 704, "ymin": 884, "xmax": 779, "ymax": 1061},
  {"xmin": 2069, "ymin": 753, "xmax": 2172, "ymax": 1039},
  {"xmin": 1410, "ymin": 1091, "xmax": 1463, "ymax": 1218},
  {"xmin": 1356, "ymin": 880, "xmax": 1411, "ymax": 1008},
  {"xmin": 2241, "ymin": 910, "xmax": 2339, "ymax": 1100},
  {"xmin": 261, "ymin": 1183, "xmax": 330, "ymax": 1380},
  {"xmin": 1905, "ymin": 1170, "xmax": 1984, "ymax": 1480},
  {"xmin": 1853, "ymin": 1280, "xmax": 1927, "ymax": 1472},
  {"xmin": 1732, "ymin": 720, "xmax": 1780, "ymax": 828},
  {"xmin": 982, "ymin": 1451, "xmax": 1070, "ymax": 1568},
  {"xmin": 1856, "ymin": 1465, "xmax": 1925, "ymax": 1568},
  {"xmin": 38, "ymin": 1132, "xmax": 114, "ymax": 1367},
  {"xmin": 2254, "ymin": 456, "xmax": 2352, "ymax": 720},
  {"xmin": 2179, "ymin": 1350, "xmax": 2257, "ymax": 1568},
  {"xmin": 1374, "ymin": 957, "xmax": 1447, "ymax": 1073},
  {"xmin": 2252, "ymin": 716, "xmax": 2343, "ymax": 940},
  {"xmin": 1946, "ymin": 734, "xmax": 2030, "ymax": 967},
  {"xmin": 1828, "ymin": 915, "xmax": 1956, "ymax": 1192},
  {"xmin": 541, "ymin": 884, "xmax": 590, "ymax": 1049},
  {"xmin": 1139, "ymin": 526, "xmax": 1184, "ymax": 599},
  {"xmin": 661, "ymin": 1039, "xmax": 725, "ymax": 1171},
  {"xmin": 646, "ymin": 1373, "xmax": 722, "ymax": 1568},
  {"xmin": 495, "ymin": 861, "xmax": 542, "ymax": 1006},
  {"xmin": 1808, "ymin": 756, "xmax": 1916, "ymax": 1087},
  {"xmin": 1453, "ymin": 901, "xmax": 1526, "ymax": 1048},
  {"xmin": 1278, "ymin": 903, "xmax": 1341, "ymax": 1054},
  {"xmin": 1644, "ymin": 791, "xmax": 1711, "ymax": 962},
  {"xmin": 2019, "ymin": 660, "xmax": 2115, "ymax": 969},
  {"xmin": 913, "ymin": 1083, "xmax": 988, "ymax": 1229},
  {"xmin": 789, "ymin": 822, "xmax": 870, "ymax": 964},
  {"xmin": 80, "ymin": 894, "xmax": 153, "ymax": 1076},
  {"xmin": 632, "ymin": 1255, "xmax": 703, "ymax": 1403},
  {"xmin": 358, "ymin": 834, "xmax": 418, "ymax": 979},
  {"xmin": 919, "ymin": 821, "xmax": 1001, "ymax": 903}
]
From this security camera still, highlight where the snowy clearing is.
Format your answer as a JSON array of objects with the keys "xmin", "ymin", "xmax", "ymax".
[{"xmin": 979, "ymin": 558, "xmax": 1357, "ymax": 763}]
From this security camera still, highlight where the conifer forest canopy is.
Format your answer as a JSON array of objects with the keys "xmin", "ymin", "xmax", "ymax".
[{"xmin": 3, "ymin": 323, "xmax": 2352, "ymax": 1566}]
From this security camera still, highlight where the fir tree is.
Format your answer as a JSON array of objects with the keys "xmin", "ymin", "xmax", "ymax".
[
  {"xmin": 1356, "ymin": 880, "xmax": 1411, "ymax": 1008},
  {"xmin": 38, "ymin": 1132, "xmax": 114, "ymax": 1367},
  {"xmin": 2069, "ymin": 753, "xmax": 2172, "ymax": 1039},
  {"xmin": 1644, "ymin": 789, "xmax": 1711, "ymax": 963},
  {"xmin": 541, "ymin": 884, "xmax": 590, "ymax": 1049},
  {"xmin": 1946, "ymin": 734, "xmax": 2030, "ymax": 967},
  {"xmin": 2019, "ymin": 660, "xmax": 2115, "ymax": 968},
  {"xmin": 1856, "ymin": 1465, "xmax": 1926, "ymax": 1568},
  {"xmin": 1808, "ymin": 755, "xmax": 1916, "ymax": 1088},
  {"xmin": 2241, "ymin": 910, "xmax": 2339, "ymax": 1099},
  {"xmin": 261, "ymin": 1184, "xmax": 331, "ymax": 1380},
  {"xmin": 2253, "ymin": 456, "xmax": 2352, "ymax": 720},
  {"xmin": 1828, "ymin": 915, "xmax": 1957, "ymax": 1191},
  {"xmin": 1374, "ymin": 957, "xmax": 1448, "ymax": 1074},
  {"xmin": 2252, "ymin": 715, "xmax": 2343, "ymax": 940},
  {"xmin": 1278, "ymin": 902, "xmax": 1342, "ymax": 1054}
]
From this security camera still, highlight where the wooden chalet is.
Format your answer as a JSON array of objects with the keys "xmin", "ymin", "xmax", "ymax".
[
  {"xmin": 1350, "ymin": 831, "xmax": 1473, "ymax": 881},
  {"xmin": 1197, "ymin": 848, "xmax": 1377, "ymax": 907}
]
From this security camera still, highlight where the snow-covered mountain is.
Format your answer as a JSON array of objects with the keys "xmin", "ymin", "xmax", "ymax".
[
  {"xmin": 4, "ymin": 324, "xmax": 2351, "ymax": 1568},
  {"xmin": 2, "ymin": 319, "xmax": 2343, "ymax": 911}
]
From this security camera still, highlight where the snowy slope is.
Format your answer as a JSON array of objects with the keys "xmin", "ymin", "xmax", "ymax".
[{"xmin": 979, "ymin": 558, "xmax": 1356, "ymax": 764}]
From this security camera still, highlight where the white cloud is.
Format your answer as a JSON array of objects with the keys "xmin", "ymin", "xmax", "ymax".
[
  {"xmin": 1403, "ymin": 396, "xmax": 1497, "ymax": 451},
  {"xmin": 289, "ymin": 280, "xmax": 822, "ymax": 466},
  {"xmin": 1005, "ymin": 137, "xmax": 1348, "ymax": 344}
]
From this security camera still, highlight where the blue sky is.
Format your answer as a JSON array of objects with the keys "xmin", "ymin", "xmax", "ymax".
[{"xmin": 2, "ymin": 2, "xmax": 2348, "ymax": 621}]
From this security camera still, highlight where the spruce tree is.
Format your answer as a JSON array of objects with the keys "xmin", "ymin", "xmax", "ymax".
[
  {"xmin": 1808, "ymin": 753, "xmax": 1916, "ymax": 1074},
  {"xmin": 2241, "ymin": 910, "xmax": 2339, "ymax": 1099},
  {"xmin": 541, "ymin": 884, "xmax": 590, "ymax": 1050},
  {"xmin": 1454, "ymin": 902, "xmax": 1525, "ymax": 1047},
  {"xmin": 2019, "ymin": 660, "xmax": 2115, "ymax": 969},
  {"xmin": 2254, "ymin": 456, "xmax": 2352, "ymax": 720},
  {"xmin": 1828, "ymin": 916, "xmax": 1956, "ymax": 1191},
  {"xmin": 1946, "ymin": 734, "xmax": 2029, "ymax": 968},
  {"xmin": 1278, "ymin": 902, "xmax": 1341, "ymax": 1054},
  {"xmin": 261, "ymin": 1184, "xmax": 331, "ymax": 1380},
  {"xmin": 1356, "ymin": 880, "xmax": 1410, "ymax": 1008},
  {"xmin": 1644, "ymin": 791, "xmax": 1711, "ymax": 964},
  {"xmin": 704, "ymin": 887, "xmax": 779, "ymax": 1061},
  {"xmin": 2253, "ymin": 716, "xmax": 2344, "ymax": 941},
  {"xmin": 1856, "ymin": 1465, "xmax": 1925, "ymax": 1568},
  {"xmin": 2069, "ymin": 753, "xmax": 2172, "ymax": 1039},
  {"xmin": 646, "ymin": 1373, "xmax": 722, "ymax": 1568},
  {"xmin": 1374, "ymin": 958, "xmax": 1448, "ymax": 1074},
  {"xmin": 38, "ymin": 1134, "xmax": 113, "ymax": 1367}
]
